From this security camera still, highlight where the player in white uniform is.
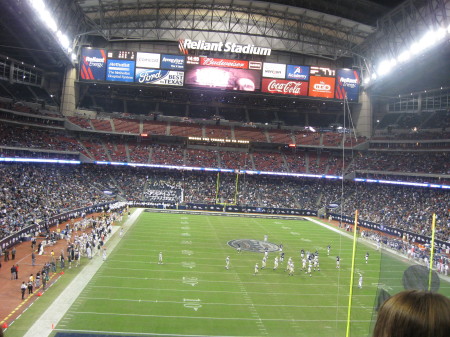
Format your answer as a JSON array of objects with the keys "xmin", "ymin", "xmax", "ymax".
[
  {"xmin": 254, "ymin": 263, "xmax": 259, "ymax": 275},
  {"xmin": 365, "ymin": 252, "xmax": 369, "ymax": 264},
  {"xmin": 288, "ymin": 262, "xmax": 294, "ymax": 276},
  {"xmin": 336, "ymin": 256, "xmax": 340, "ymax": 269},
  {"xmin": 261, "ymin": 256, "xmax": 267, "ymax": 269},
  {"xmin": 307, "ymin": 263, "xmax": 312, "ymax": 277},
  {"xmin": 314, "ymin": 254, "xmax": 320, "ymax": 271},
  {"xmin": 302, "ymin": 258, "xmax": 307, "ymax": 271},
  {"xmin": 225, "ymin": 256, "xmax": 230, "ymax": 270},
  {"xmin": 273, "ymin": 256, "xmax": 279, "ymax": 270},
  {"xmin": 327, "ymin": 245, "xmax": 331, "ymax": 256},
  {"xmin": 358, "ymin": 273, "xmax": 363, "ymax": 288},
  {"xmin": 300, "ymin": 249, "xmax": 305, "ymax": 259},
  {"xmin": 285, "ymin": 257, "xmax": 292, "ymax": 272},
  {"xmin": 158, "ymin": 251, "xmax": 163, "ymax": 264}
]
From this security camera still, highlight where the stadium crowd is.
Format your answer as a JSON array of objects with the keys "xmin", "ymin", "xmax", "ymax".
[{"xmin": 1, "ymin": 163, "xmax": 449, "ymax": 245}]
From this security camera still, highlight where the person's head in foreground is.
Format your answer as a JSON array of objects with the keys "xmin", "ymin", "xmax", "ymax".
[{"xmin": 373, "ymin": 289, "xmax": 450, "ymax": 337}]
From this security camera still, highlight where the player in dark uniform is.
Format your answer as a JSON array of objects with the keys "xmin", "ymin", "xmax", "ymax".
[{"xmin": 336, "ymin": 256, "xmax": 340, "ymax": 269}]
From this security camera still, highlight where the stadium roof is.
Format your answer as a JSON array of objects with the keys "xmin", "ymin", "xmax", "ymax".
[
  {"xmin": 0, "ymin": 0, "xmax": 447, "ymax": 95},
  {"xmin": 0, "ymin": 0, "xmax": 401, "ymax": 69}
]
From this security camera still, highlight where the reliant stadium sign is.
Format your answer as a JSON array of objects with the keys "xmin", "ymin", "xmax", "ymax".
[{"xmin": 179, "ymin": 39, "xmax": 271, "ymax": 56}]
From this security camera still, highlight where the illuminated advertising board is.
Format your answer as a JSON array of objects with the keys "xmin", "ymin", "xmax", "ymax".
[
  {"xmin": 179, "ymin": 39, "xmax": 271, "ymax": 56},
  {"xmin": 107, "ymin": 50, "xmax": 136, "ymax": 60},
  {"xmin": 80, "ymin": 48, "xmax": 107, "ymax": 81},
  {"xmin": 160, "ymin": 54, "xmax": 185, "ymax": 70},
  {"xmin": 136, "ymin": 52, "xmax": 161, "ymax": 69},
  {"xmin": 248, "ymin": 61, "xmax": 263, "ymax": 70},
  {"xmin": 135, "ymin": 69, "xmax": 184, "ymax": 86},
  {"xmin": 200, "ymin": 57, "xmax": 249, "ymax": 69},
  {"xmin": 335, "ymin": 69, "xmax": 360, "ymax": 101},
  {"xmin": 310, "ymin": 66, "xmax": 335, "ymax": 77},
  {"xmin": 262, "ymin": 79, "xmax": 308, "ymax": 96},
  {"xmin": 308, "ymin": 76, "xmax": 335, "ymax": 98},
  {"xmin": 184, "ymin": 65, "xmax": 261, "ymax": 91},
  {"xmin": 106, "ymin": 60, "xmax": 135, "ymax": 82},
  {"xmin": 262, "ymin": 63, "xmax": 286, "ymax": 79},
  {"xmin": 286, "ymin": 65, "xmax": 310, "ymax": 81}
]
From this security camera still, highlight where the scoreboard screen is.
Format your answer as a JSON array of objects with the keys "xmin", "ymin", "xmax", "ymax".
[
  {"xmin": 107, "ymin": 50, "xmax": 136, "ymax": 60},
  {"xmin": 79, "ymin": 47, "xmax": 360, "ymax": 102}
]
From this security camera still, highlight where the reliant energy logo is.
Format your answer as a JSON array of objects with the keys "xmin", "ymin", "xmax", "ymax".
[{"xmin": 179, "ymin": 39, "xmax": 271, "ymax": 56}]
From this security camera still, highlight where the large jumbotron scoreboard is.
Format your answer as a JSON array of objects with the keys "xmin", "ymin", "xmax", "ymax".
[{"xmin": 80, "ymin": 44, "xmax": 361, "ymax": 101}]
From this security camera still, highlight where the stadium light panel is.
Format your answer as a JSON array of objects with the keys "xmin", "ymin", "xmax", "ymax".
[
  {"xmin": 434, "ymin": 27, "xmax": 447, "ymax": 41},
  {"xmin": 29, "ymin": 0, "xmax": 46, "ymax": 11},
  {"xmin": 376, "ymin": 59, "xmax": 396, "ymax": 76},
  {"xmin": 409, "ymin": 41, "xmax": 422, "ymax": 55},
  {"xmin": 397, "ymin": 50, "xmax": 411, "ymax": 63},
  {"xmin": 56, "ymin": 31, "xmax": 70, "ymax": 50}
]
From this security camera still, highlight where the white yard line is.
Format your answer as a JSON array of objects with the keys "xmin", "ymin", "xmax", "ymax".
[
  {"xmin": 60, "ymin": 311, "xmax": 373, "ymax": 322},
  {"xmin": 22, "ymin": 208, "xmax": 143, "ymax": 337},
  {"xmin": 54, "ymin": 328, "xmax": 263, "ymax": 337}
]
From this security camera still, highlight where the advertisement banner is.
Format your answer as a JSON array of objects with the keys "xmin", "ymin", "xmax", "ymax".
[
  {"xmin": 136, "ymin": 52, "xmax": 161, "ymax": 69},
  {"xmin": 308, "ymin": 76, "xmax": 335, "ymax": 98},
  {"xmin": 161, "ymin": 54, "xmax": 185, "ymax": 70},
  {"xmin": 249, "ymin": 61, "xmax": 263, "ymax": 70},
  {"xmin": 200, "ymin": 57, "xmax": 249, "ymax": 69},
  {"xmin": 106, "ymin": 60, "xmax": 135, "ymax": 82},
  {"xmin": 310, "ymin": 66, "xmax": 335, "ymax": 77},
  {"xmin": 335, "ymin": 69, "xmax": 360, "ymax": 101},
  {"xmin": 80, "ymin": 48, "xmax": 107, "ymax": 81},
  {"xmin": 184, "ymin": 65, "xmax": 261, "ymax": 91},
  {"xmin": 286, "ymin": 65, "xmax": 310, "ymax": 81},
  {"xmin": 107, "ymin": 50, "xmax": 136, "ymax": 60},
  {"xmin": 135, "ymin": 69, "xmax": 184, "ymax": 86},
  {"xmin": 261, "ymin": 79, "xmax": 308, "ymax": 96},
  {"xmin": 262, "ymin": 63, "xmax": 286, "ymax": 79}
]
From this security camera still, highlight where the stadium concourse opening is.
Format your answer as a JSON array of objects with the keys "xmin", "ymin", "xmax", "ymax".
[{"xmin": 0, "ymin": 0, "xmax": 450, "ymax": 336}]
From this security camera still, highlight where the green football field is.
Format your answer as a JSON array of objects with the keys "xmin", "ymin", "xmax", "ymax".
[{"xmin": 52, "ymin": 211, "xmax": 450, "ymax": 337}]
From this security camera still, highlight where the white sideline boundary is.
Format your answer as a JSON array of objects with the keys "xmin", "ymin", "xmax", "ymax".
[{"xmin": 22, "ymin": 208, "xmax": 143, "ymax": 337}]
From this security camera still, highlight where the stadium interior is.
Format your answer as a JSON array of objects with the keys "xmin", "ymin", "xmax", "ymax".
[{"xmin": 0, "ymin": 0, "xmax": 449, "ymax": 336}]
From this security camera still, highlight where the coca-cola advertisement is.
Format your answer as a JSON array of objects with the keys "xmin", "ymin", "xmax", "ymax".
[
  {"xmin": 200, "ymin": 57, "xmax": 249, "ymax": 69},
  {"xmin": 261, "ymin": 79, "xmax": 308, "ymax": 96}
]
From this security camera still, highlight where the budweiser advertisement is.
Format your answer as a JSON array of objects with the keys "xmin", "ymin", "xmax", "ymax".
[
  {"xmin": 308, "ymin": 76, "xmax": 335, "ymax": 98},
  {"xmin": 261, "ymin": 79, "xmax": 308, "ymax": 96},
  {"xmin": 335, "ymin": 69, "xmax": 360, "ymax": 101},
  {"xmin": 200, "ymin": 57, "xmax": 249, "ymax": 69}
]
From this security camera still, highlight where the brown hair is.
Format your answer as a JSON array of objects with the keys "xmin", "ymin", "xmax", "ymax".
[{"xmin": 373, "ymin": 290, "xmax": 450, "ymax": 337}]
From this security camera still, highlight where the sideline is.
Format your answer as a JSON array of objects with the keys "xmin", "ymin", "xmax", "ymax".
[
  {"xmin": 21, "ymin": 208, "xmax": 143, "ymax": 337},
  {"xmin": 305, "ymin": 216, "xmax": 450, "ymax": 284}
]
